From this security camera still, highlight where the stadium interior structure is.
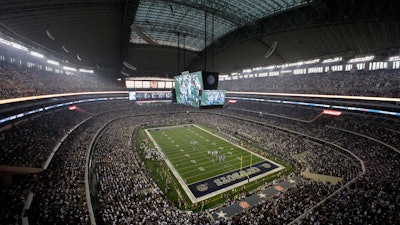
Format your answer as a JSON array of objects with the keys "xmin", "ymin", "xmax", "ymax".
[{"xmin": 0, "ymin": 0, "xmax": 400, "ymax": 224}]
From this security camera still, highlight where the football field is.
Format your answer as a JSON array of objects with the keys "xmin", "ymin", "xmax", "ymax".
[{"xmin": 145, "ymin": 124, "xmax": 284, "ymax": 202}]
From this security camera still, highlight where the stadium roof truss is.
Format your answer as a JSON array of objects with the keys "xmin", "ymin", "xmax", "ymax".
[{"xmin": 130, "ymin": 0, "xmax": 309, "ymax": 51}]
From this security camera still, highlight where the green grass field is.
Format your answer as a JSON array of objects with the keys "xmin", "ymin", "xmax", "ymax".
[{"xmin": 146, "ymin": 124, "xmax": 265, "ymax": 185}]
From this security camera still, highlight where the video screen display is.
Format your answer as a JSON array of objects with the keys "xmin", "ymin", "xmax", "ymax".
[
  {"xmin": 128, "ymin": 91, "xmax": 172, "ymax": 103},
  {"xmin": 201, "ymin": 90, "xmax": 226, "ymax": 106},
  {"xmin": 174, "ymin": 71, "xmax": 203, "ymax": 107},
  {"xmin": 134, "ymin": 81, "xmax": 142, "ymax": 88},
  {"xmin": 128, "ymin": 91, "xmax": 137, "ymax": 100},
  {"xmin": 125, "ymin": 79, "xmax": 174, "ymax": 89},
  {"xmin": 142, "ymin": 81, "xmax": 150, "ymax": 89}
]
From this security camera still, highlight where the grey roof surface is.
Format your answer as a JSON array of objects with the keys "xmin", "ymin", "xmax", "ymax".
[{"xmin": 0, "ymin": 0, "xmax": 399, "ymax": 77}]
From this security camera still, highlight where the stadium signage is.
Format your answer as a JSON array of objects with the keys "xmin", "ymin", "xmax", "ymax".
[
  {"xmin": 323, "ymin": 109, "xmax": 342, "ymax": 116},
  {"xmin": 214, "ymin": 167, "xmax": 260, "ymax": 187}
]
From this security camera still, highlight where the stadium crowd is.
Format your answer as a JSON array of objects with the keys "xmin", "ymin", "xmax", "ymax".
[
  {"xmin": 22, "ymin": 103, "xmax": 172, "ymax": 224},
  {"xmin": 88, "ymin": 111, "xmax": 333, "ymax": 224},
  {"xmin": 25, "ymin": 112, "xmax": 125, "ymax": 224},
  {"xmin": 0, "ymin": 61, "xmax": 124, "ymax": 100},
  {"xmin": 0, "ymin": 100, "xmax": 399, "ymax": 224},
  {"xmin": 1, "ymin": 59, "xmax": 400, "ymax": 100},
  {"xmin": 0, "ymin": 42, "xmax": 399, "ymax": 224},
  {"xmin": 219, "ymin": 180, "xmax": 341, "ymax": 225},
  {"xmin": 295, "ymin": 123, "xmax": 400, "ymax": 224},
  {"xmin": 0, "ymin": 174, "xmax": 33, "ymax": 224},
  {"xmin": 0, "ymin": 109, "xmax": 89, "ymax": 168},
  {"xmin": 0, "ymin": 103, "xmax": 196, "ymax": 224},
  {"xmin": 194, "ymin": 112, "xmax": 362, "ymax": 180},
  {"xmin": 218, "ymin": 104, "xmax": 400, "ymax": 224},
  {"xmin": 327, "ymin": 115, "xmax": 400, "ymax": 149},
  {"xmin": 92, "ymin": 117, "xmax": 211, "ymax": 224},
  {"xmin": 226, "ymin": 100, "xmax": 320, "ymax": 121},
  {"xmin": 302, "ymin": 146, "xmax": 361, "ymax": 181},
  {"xmin": 219, "ymin": 69, "xmax": 400, "ymax": 97}
]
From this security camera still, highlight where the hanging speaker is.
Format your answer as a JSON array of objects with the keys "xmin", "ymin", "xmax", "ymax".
[
  {"xmin": 202, "ymin": 71, "xmax": 219, "ymax": 90},
  {"xmin": 264, "ymin": 41, "xmax": 278, "ymax": 60}
]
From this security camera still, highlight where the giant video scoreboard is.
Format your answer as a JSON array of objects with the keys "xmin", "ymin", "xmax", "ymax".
[
  {"xmin": 126, "ymin": 77, "xmax": 174, "ymax": 103},
  {"xmin": 174, "ymin": 71, "xmax": 225, "ymax": 108},
  {"xmin": 125, "ymin": 73, "xmax": 225, "ymax": 106},
  {"xmin": 125, "ymin": 77, "xmax": 174, "ymax": 89}
]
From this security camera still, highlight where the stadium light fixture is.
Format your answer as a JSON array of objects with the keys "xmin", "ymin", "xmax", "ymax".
[
  {"xmin": 303, "ymin": 59, "xmax": 320, "ymax": 64},
  {"xmin": 0, "ymin": 38, "xmax": 29, "ymax": 51},
  {"xmin": 79, "ymin": 69, "xmax": 94, "ymax": 74},
  {"xmin": 281, "ymin": 61, "xmax": 302, "ymax": 68},
  {"xmin": 322, "ymin": 57, "xmax": 342, "ymax": 63},
  {"xmin": 30, "ymin": 51, "xmax": 44, "ymax": 58},
  {"xmin": 388, "ymin": 56, "xmax": 400, "ymax": 61},
  {"xmin": 47, "ymin": 60, "xmax": 59, "ymax": 66},
  {"xmin": 242, "ymin": 68, "xmax": 252, "ymax": 73},
  {"xmin": 348, "ymin": 55, "xmax": 374, "ymax": 63},
  {"xmin": 280, "ymin": 70, "xmax": 292, "ymax": 74},
  {"xmin": 269, "ymin": 71, "xmax": 279, "ymax": 76},
  {"xmin": 63, "ymin": 66, "xmax": 77, "ymax": 71},
  {"xmin": 11, "ymin": 42, "xmax": 28, "ymax": 51},
  {"xmin": 0, "ymin": 38, "xmax": 11, "ymax": 46}
]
